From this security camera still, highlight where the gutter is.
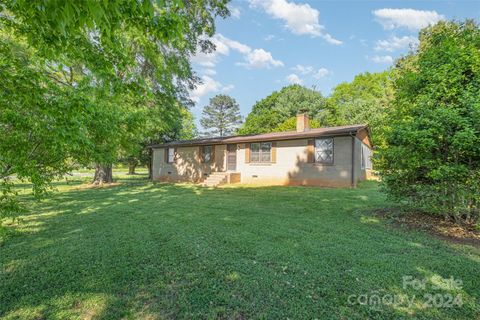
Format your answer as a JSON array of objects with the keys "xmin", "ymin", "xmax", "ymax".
[{"xmin": 150, "ymin": 130, "xmax": 366, "ymax": 149}]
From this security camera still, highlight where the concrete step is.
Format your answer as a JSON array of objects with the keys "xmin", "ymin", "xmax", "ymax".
[
  {"xmin": 205, "ymin": 177, "xmax": 226, "ymax": 182},
  {"xmin": 209, "ymin": 173, "xmax": 227, "ymax": 177},
  {"xmin": 201, "ymin": 172, "xmax": 229, "ymax": 187}
]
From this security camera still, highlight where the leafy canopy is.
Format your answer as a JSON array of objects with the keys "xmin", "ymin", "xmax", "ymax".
[
  {"xmin": 239, "ymin": 85, "xmax": 334, "ymax": 135},
  {"xmin": 2, "ymin": 0, "xmax": 228, "ymax": 88},
  {"xmin": 376, "ymin": 20, "xmax": 480, "ymax": 223},
  {"xmin": 272, "ymin": 117, "xmax": 321, "ymax": 132},
  {"xmin": 0, "ymin": 0, "xmax": 228, "ymax": 221},
  {"xmin": 328, "ymin": 71, "xmax": 394, "ymax": 145}
]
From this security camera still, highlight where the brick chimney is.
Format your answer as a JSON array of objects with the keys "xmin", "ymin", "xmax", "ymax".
[{"xmin": 296, "ymin": 113, "xmax": 310, "ymax": 132}]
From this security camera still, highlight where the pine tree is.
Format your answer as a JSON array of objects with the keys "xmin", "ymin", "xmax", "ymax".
[{"xmin": 200, "ymin": 95, "xmax": 242, "ymax": 137}]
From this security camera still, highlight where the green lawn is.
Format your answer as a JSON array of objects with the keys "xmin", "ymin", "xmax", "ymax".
[
  {"xmin": 1, "ymin": 178, "xmax": 479, "ymax": 319},
  {"xmin": 73, "ymin": 167, "xmax": 149, "ymax": 174}
]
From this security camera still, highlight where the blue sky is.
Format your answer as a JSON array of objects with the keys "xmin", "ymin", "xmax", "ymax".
[{"xmin": 189, "ymin": 0, "xmax": 479, "ymax": 128}]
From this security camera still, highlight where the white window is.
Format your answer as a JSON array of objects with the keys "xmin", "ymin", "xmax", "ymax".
[
  {"xmin": 250, "ymin": 142, "xmax": 271, "ymax": 163},
  {"xmin": 315, "ymin": 138, "xmax": 334, "ymax": 164},
  {"xmin": 202, "ymin": 145, "xmax": 213, "ymax": 163},
  {"xmin": 167, "ymin": 148, "xmax": 175, "ymax": 163},
  {"xmin": 361, "ymin": 144, "xmax": 372, "ymax": 169}
]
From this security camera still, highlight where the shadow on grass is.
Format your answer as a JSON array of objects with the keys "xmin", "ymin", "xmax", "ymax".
[{"xmin": 0, "ymin": 181, "xmax": 479, "ymax": 319}]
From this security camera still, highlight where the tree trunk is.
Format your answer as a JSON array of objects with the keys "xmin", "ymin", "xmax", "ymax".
[
  {"xmin": 93, "ymin": 164, "xmax": 113, "ymax": 184},
  {"xmin": 128, "ymin": 163, "xmax": 136, "ymax": 175}
]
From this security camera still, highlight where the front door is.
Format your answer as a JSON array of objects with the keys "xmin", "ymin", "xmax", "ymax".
[{"xmin": 227, "ymin": 144, "xmax": 237, "ymax": 171}]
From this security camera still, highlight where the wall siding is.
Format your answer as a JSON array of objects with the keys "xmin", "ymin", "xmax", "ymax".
[
  {"xmin": 237, "ymin": 137, "xmax": 354, "ymax": 187},
  {"xmin": 152, "ymin": 145, "xmax": 226, "ymax": 182},
  {"xmin": 152, "ymin": 136, "xmax": 369, "ymax": 187}
]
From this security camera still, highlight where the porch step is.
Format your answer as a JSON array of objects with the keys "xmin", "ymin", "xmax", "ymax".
[{"xmin": 202, "ymin": 172, "xmax": 228, "ymax": 187}]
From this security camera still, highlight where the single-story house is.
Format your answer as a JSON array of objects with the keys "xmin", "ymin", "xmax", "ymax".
[{"xmin": 150, "ymin": 114, "xmax": 373, "ymax": 187}]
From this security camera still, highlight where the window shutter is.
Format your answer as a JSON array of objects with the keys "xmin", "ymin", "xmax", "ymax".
[
  {"xmin": 307, "ymin": 139, "xmax": 315, "ymax": 163},
  {"xmin": 245, "ymin": 144, "xmax": 250, "ymax": 163},
  {"xmin": 271, "ymin": 142, "xmax": 277, "ymax": 163},
  {"xmin": 174, "ymin": 147, "xmax": 178, "ymax": 162},
  {"xmin": 164, "ymin": 148, "xmax": 169, "ymax": 163},
  {"xmin": 211, "ymin": 145, "xmax": 215, "ymax": 163},
  {"xmin": 199, "ymin": 146, "xmax": 204, "ymax": 163}
]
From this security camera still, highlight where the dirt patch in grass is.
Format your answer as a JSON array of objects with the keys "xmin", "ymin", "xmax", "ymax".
[{"xmin": 373, "ymin": 208, "xmax": 480, "ymax": 248}]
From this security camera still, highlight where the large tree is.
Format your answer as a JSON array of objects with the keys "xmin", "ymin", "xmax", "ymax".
[
  {"xmin": 0, "ymin": 35, "xmax": 100, "ymax": 215},
  {"xmin": 376, "ymin": 20, "xmax": 480, "ymax": 223},
  {"xmin": 0, "ymin": 1, "xmax": 229, "ymax": 222},
  {"xmin": 239, "ymin": 85, "xmax": 335, "ymax": 135},
  {"xmin": 328, "ymin": 71, "xmax": 394, "ymax": 145},
  {"xmin": 120, "ymin": 106, "xmax": 198, "ymax": 176},
  {"xmin": 200, "ymin": 94, "xmax": 242, "ymax": 137}
]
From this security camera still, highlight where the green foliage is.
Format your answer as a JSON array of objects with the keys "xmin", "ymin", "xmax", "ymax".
[
  {"xmin": 0, "ymin": 180, "xmax": 25, "ymax": 226},
  {"xmin": 0, "ymin": 0, "xmax": 228, "ymax": 218},
  {"xmin": 0, "ymin": 35, "xmax": 100, "ymax": 220},
  {"xmin": 328, "ymin": 71, "xmax": 394, "ymax": 145},
  {"xmin": 239, "ymin": 85, "xmax": 334, "ymax": 135},
  {"xmin": 121, "ymin": 106, "xmax": 198, "ymax": 171},
  {"xmin": 178, "ymin": 108, "xmax": 199, "ymax": 140},
  {"xmin": 200, "ymin": 94, "xmax": 242, "ymax": 137},
  {"xmin": 1, "ymin": 0, "xmax": 229, "ymax": 85},
  {"xmin": 376, "ymin": 20, "xmax": 480, "ymax": 223},
  {"xmin": 272, "ymin": 117, "xmax": 321, "ymax": 132}
]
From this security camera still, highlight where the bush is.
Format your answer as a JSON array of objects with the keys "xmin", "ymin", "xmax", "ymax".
[{"xmin": 376, "ymin": 20, "xmax": 480, "ymax": 223}]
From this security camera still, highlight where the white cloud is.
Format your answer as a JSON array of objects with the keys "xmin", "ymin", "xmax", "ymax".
[
  {"xmin": 239, "ymin": 49, "xmax": 284, "ymax": 69},
  {"xmin": 191, "ymin": 52, "xmax": 217, "ymax": 68},
  {"xmin": 373, "ymin": 8, "xmax": 444, "ymax": 30},
  {"xmin": 249, "ymin": 0, "xmax": 342, "ymax": 45},
  {"xmin": 264, "ymin": 34, "xmax": 285, "ymax": 42},
  {"xmin": 292, "ymin": 64, "xmax": 314, "ymax": 75},
  {"xmin": 190, "ymin": 76, "xmax": 234, "ymax": 102},
  {"xmin": 374, "ymin": 35, "xmax": 419, "ymax": 52},
  {"xmin": 229, "ymin": 6, "xmax": 241, "ymax": 19},
  {"xmin": 222, "ymin": 84, "xmax": 235, "ymax": 92},
  {"xmin": 192, "ymin": 34, "xmax": 282, "ymax": 70},
  {"xmin": 370, "ymin": 55, "xmax": 394, "ymax": 64},
  {"xmin": 191, "ymin": 35, "xmax": 229, "ymax": 68},
  {"xmin": 211, "ymin": 35, "xmax": 231, "ymax": 55},
  {"xmin": 313, "ymin": 67, "xmax": 330, "ymax": 79},
  {"xmin": 320, "ymin": 33, "xmax": 343, "ymax": 46},
  {"xmin": 291, "ymin": 65, "xmax": 330, "ymax": 79},
  {"xmin": 214, "ymin": 34, "xmax": 251, "ymax": 55},
  {"xmin": 203, "ymin": 68, "xmax": 217, "ymax": 76},
  {"xmin": 286, "ymin": 73, "xmax": 303, "ymax": 84},
  {"xmin": 264, "ymin": 34, "xmax": 275, "ymax": 41}
]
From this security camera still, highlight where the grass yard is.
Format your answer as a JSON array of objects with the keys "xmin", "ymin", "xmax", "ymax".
[
  {"xmin": 0, "ymin": 178, "xmax": 479, "ymax": 319},
  {"xmin": 73, "ymin": 167, "xmax": 149, "ymax": 174}
]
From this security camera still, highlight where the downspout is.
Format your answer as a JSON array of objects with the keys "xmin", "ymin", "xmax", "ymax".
[
  {"xmin": 149, "ymin": 147, "xmax": 153, "ymax": 180},
  {"xmin": 350, "ymin": 132, "xmax": 356, "ymax": 188}
]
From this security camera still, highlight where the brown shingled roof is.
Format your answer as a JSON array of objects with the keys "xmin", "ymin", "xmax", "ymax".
[{"xmin": 150, "ymin": 124, "xmax": 368, "ymax": 148}]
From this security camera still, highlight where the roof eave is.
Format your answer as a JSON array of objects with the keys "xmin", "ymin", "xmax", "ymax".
[{"xmin": 149, "ymin": 126, "xmax": 366, "ymax": 149}]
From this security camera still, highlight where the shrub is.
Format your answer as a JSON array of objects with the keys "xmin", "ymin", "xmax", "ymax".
[{"xmin": 376, "ymin": 20, "xmax": 480, "ymax": 223}]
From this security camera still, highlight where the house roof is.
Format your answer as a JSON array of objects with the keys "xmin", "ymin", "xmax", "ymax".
[{"xmin": 150, "ymin": 124, "xmax": 369, "ymax": 148}]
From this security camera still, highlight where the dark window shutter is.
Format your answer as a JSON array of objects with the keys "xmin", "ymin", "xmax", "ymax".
[
  {"xmin": 245, "ymin": 144, "xmax": 250, "ymax": 163},
  {"xmin": 164, "ymin": 148, "xmax": 169, "ymax": 163},
  {"xmin": 307, "ymin": 139, "xmax": 315, "ymax": 163},
  {"xmin": 211, "ymin": 146, "xmax": 215, "ymax": 163},
  {"xmin": 199, "ymin": 146, "xmax": 204, "ymax": 163}
]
